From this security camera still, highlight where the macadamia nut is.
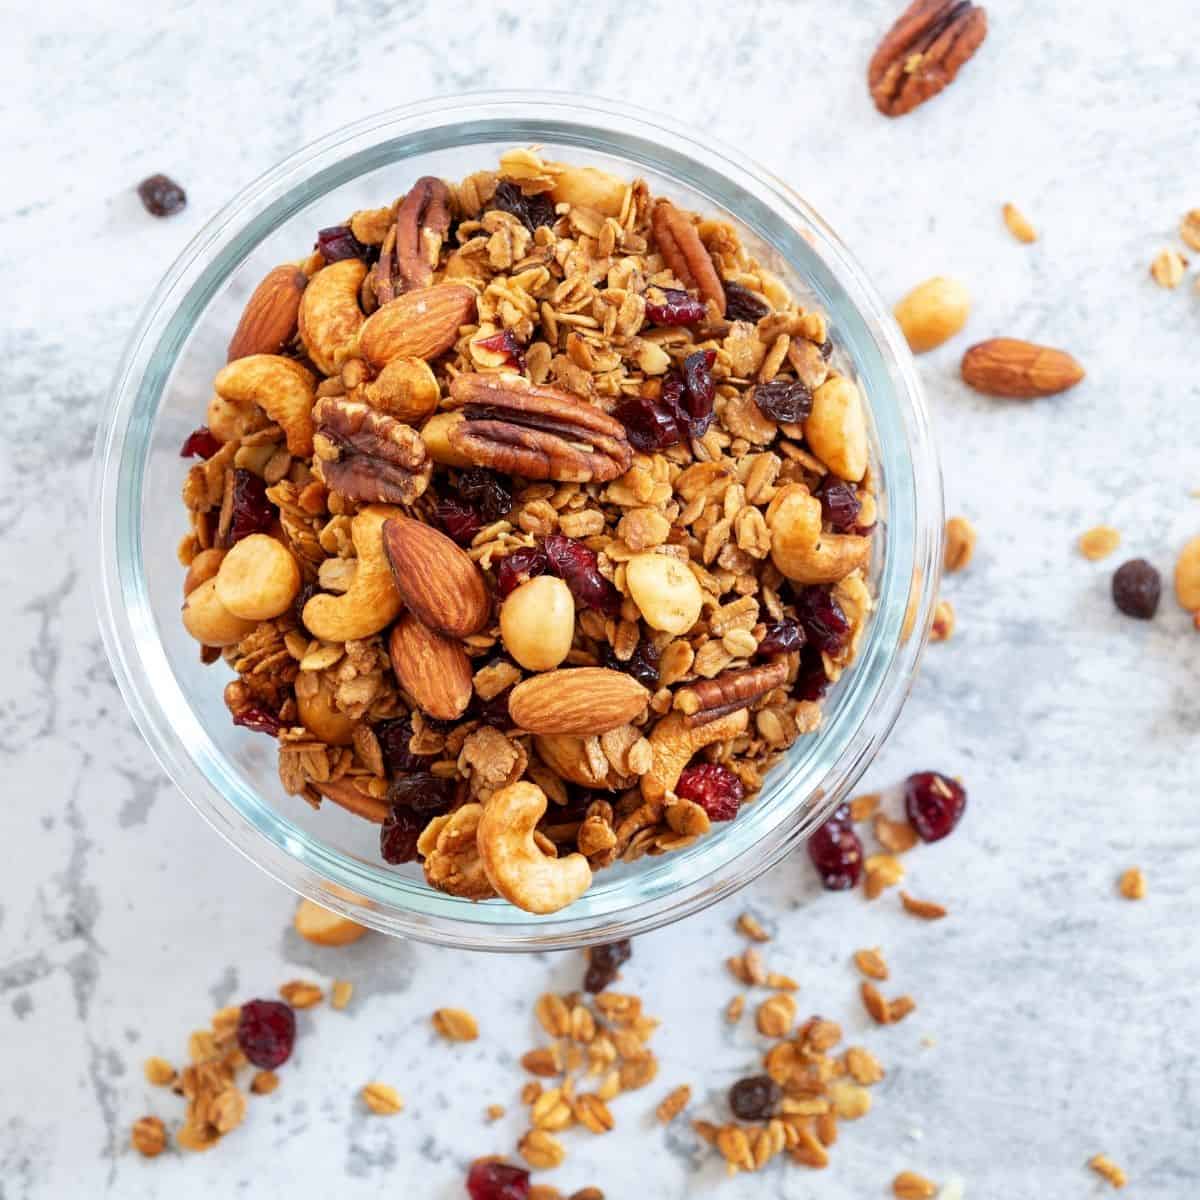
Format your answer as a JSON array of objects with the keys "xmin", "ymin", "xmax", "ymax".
[
  {"xmin": 625, "ymin": 552, "xmax": 703, "ymax": 635},
  {"xmin": 215, "ymin": 534, "xmax": 301, "ymax": 620},
  {"xmin": 500, "ymin": 575, "xmax": 574, "ymax": 670},
  {"xmin": 181, "ymin": 577, "xmax": 258, "ymax": 646}
]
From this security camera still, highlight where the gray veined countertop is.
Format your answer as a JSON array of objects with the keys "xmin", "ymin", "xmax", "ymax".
[{"xmin": 1, "ymin": 0, "xmax": 1197, "ymax": 1196}]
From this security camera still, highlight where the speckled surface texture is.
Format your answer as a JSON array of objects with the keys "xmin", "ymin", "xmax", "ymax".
[{"xmin": 3, "ymin": 1, "xmax": 1198, "ymax": 1196}]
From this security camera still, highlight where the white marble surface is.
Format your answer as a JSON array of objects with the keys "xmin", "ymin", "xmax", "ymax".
[{"xmin": 3, "ymin": 1, "xmax": 1198, "ymax": 1196}]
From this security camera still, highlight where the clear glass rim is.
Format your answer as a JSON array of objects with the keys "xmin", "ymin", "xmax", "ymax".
[{"xmin": 92, "ymin": 91, "xmax": 943, "ymax": 951}]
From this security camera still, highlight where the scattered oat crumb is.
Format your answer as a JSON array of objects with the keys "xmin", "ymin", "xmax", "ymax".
[
  {"xmin": 894, "ymin": 1169, "xmax": 938, "ymax": 1199},
  {"xmin": 725, "ymin": 995, "xmax": 746, "ymax": 1023},
  {"xmin": 1088, "ymin": 1153, "xmax": 1127, "ymax": 1188},
  {"xmin": 930, "ymin": 599, "xmax": 955, "ymax": 642},
  {"xmin": 1078, "ymin": 525, "xmax": 1121, "ymax": 561},
  {"xmin": 486, "ymin": 1103, "xmax": 506, "ymax": 1122},
  {"xmin": 279, "ymin": 979, "xmax": 324, "ymax": 1009},
  {"xmin": 250, "ymin": 1070, "xmax": 279, "ymax": 1095},
  {"xmin": 920, "ymin": 1035, "xmax": 937, "ymax": 1048},
  {"xmin": 655, "ymin": 1084, "xmax": 692, "ymax": 1123},
  {"xmin": 726, "ymin": 948, "xmax": 767, "ymax": 986},
  {"xmin": 849, "ymin": 792, "xmax": 881, "ymax": 821},
  {"xmin": 361, "ymin": 1082, "xmax": 404, "ymax": 1115},
  {"xmin": 936, "ymin": 1178, "xmax": 965, "ymax": 1200},
  {"xmin": 131, "ymin": 1115, "xmax": 167, "ymax": 1158},
  {"xmin": 765, "ymin": 971, "xmax": 799, "ymax": 992},
  {"xmin": 862, "ymin": 982, "xmax": 916, "ymax": 1025},
  {"xmin": 943, "ymin": 516, "xmax": 976, "ymax": 573},
  {"xmin": 1150, "ymin": 248, "xmax": 1187, "ymax": 288},
  {"xmin": 875, "ymin": 814, "xmax": 919, "ymax": 853},
  {"xmin": 1118, "ymin": 867, "xmax": 1146, "ymax": 900},
  {"xmin": 1002, "ymin": 202, "xmax": 1037, "ymax": 244},
  {"xmin": 900, "ymin": 891, "xmax": 949, "ymax": 920},
  {"xmin": 330, "ymin": 979, "xmax": 353, "ymax": 1010},
  {"xmin": 432, "ymin": 1007, "xmax": 479, "ymax": 1042},
  {"xmin": 853, "ymin": 947, "xmax": 889, "ymax": 980},
  {"xmin": 736, "ymin": 912, "xmax": 770, "ymax": 942},
  {"xmin": 864, "ymin": 853, "xmax": 904, "ymax": 899},
  {"xmin": 1180, "ymin": 209, "xmax": 1200, "ymax": 252},
  {"xmin": 143, "ymin": 1056, "xmax": 176, "ymax": 1087}
]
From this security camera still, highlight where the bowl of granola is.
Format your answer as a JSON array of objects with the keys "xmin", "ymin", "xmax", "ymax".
[{"xmin": 94, "ymin": 93, "xmax": 942, "ymax": 949}]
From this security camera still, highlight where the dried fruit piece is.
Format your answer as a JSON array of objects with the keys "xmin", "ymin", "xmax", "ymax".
[
  {"xmin": 316, "ymin": 225, "xmax": 369, "ymax": 263},
  {"xmin": 817, "ymin": 477, "xmax": 862, "ymax": 532},
  {"xmin": 961, "ymin": 338, "xmax": 1085, "ymax": 398},
  {"xmin": 467, "ymin": 1159, "xmax": 532, "ymax": 1200},
  {"xmin": 1111, "ymin": 558, "xmax": 1161, "ymax": 619},
  {"xmin": 236, "ymin": 999, "xmax": 296, "ymax": 1069},
  {"xmin": 675, "ymin": 763, "xmax": 744, "ymax": 821},
  {"xmin": 808, "ymin": 805, "xmax": 864, "ymax": 890},
  {"xmin": 180, "ymin": 425, "xmax": 222, "ymax": 459},
  {"xmin": 613, "ymin": 395, "xmax": 685, "ymax": 451},
  {"xmin": 584, "ymin": 939, "xmax": 632, "ymax": 993},
  {"xmin": 645, "ymin": 287, "xmax": 706, "ymax": 327},
  {"xmin": 1002, "ymin": 203, "xmax": 1037, "ymax": 244},
  {"xmin": 380, "ymin": 806, "xmax": 424, "ymax": 864},
  {"xmin": 893, "ymin": 277, "xmax": 970, "ymax": 352},
  {"xmin": 137, "ymin": 173, "xmax": 187, "ymax": 216},
  {"xmin": 436, "ymin": 497, "xmax": 483, "ymax": 546},
  {"xmin": 544, "ymin": 535, "xmax": 621, "ymax": 615},
  {"xmin": 490, "ymin": 180, "xmax": 556, "ymax": 233},
  {"xmin": 753, "ymin": 378, "xmax": 813, "ymax": 423},
  {"xmin": 1079, "ymin": 525, "xmax": 1121, "ymax": 562},
  {"xmin": 227, "ymin": 468, "xmax": 277, "ymax": 545},
  {"xmin": 729, "ymin": 1075, "xmax": 780, "ymax": 1120},
  {"xmin": 723, "ymin": 282, "xmax": 770, "ymax": 322},
  {"xmin": 904, "ymin": 772, "xmax": 966, "ymax": 842},
  {"xmin": 496, "ymin": 545, "xmax": 550, "ymax": 598},
  {"xmin": 757, "ymin": 619, "xmax": 806, "ymax": 657}
]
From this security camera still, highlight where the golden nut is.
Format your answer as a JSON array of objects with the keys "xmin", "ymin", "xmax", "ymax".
[
  {"xmin": 293, "ymin": 898, "xmax": 368, "ymax": 946},
  {"xmin": 805, "ymin": 375, "xmax": 868, "ymax": 482},
  {"xmin": 131, "ymin": 1115, "xmax": 167, "ymax": 1157},
  {"xmin": 500, "ymin": 575, "xmax": 575, "ymax": 671},
  {"xmin": 893, "ymin": 276, "xmax": 970, "ymax": 353},
  {"xmin": 625, "ymin": 552, "xmax": 703, "ymax": 634},
  {"xmin": 181, "ymin": 577, "xmax": 258, "ymax": 646},
  {"xmin": 420, "ymin": 412, "xmax": 475, "ymax": 468},
  {"xmin": 1174, "ymin": 535, "xmax": 1200, "ymax": 611},
  {"xmin": 215, "ymin": 534, "xmax": 301, "ymax": 620}
]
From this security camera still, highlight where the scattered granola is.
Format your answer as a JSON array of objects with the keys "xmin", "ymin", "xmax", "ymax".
[
  {"xmin": 1088, "ymin": 1153, "xmax": 1128, "ymax": 1189},
  {"xmin": 899, "ymin": 891, "xmax": 948, "ymax": 920},
  {"xmin": 433, "ymin": 1007, "xmax": 480, "ymax": 1042},
  {"xmin": 848, "ymin": 792, "xmax": 880, "ymax": 821},
  {"xmin": 362, "ymin": 1081, "xmax": 405, "ymax": 1115},
  {"xmin": 943, "ymin": 516, "xmax": 975, "ymax": 573},
  {"xmin": 893, "ymin": 1169, "xmax": 938, "ymax": 1198},
  {"xmin": 893, "ymin": 277, "xmax": 971, "ymax": 353},
  {"xmin": 1001, "ymin": 203, "xmax": 1037, "ymax": 244},
  {"xmin": 279, "ymin": 979, "xmax": 324, "ymax": 1009},
  {"xmin": 929, "ymin": 599, "xmax": 955, "ymax": 642},
  {"xmin": 861, "ymin": 982, "xmax": 917, "ymax": 1025},
  {"xmin": 1181, "ymin": 210, "xmax": 1200, "ymax": 253},
  {"xmin": 330, "ymin": 978, "xmax": 354, "ymax": 1010},
  {"xmin": 144, "ymin": 1056, "xmax": 176, "ymax": 1087},
  {"xmin": 736, "ymin": 912, "xmax": 771, "ymax": 942},
  {"xmin": 1078, "ymin": 525, "xmax": 1121, "ymax": 561},
  {"xmin": 1150, "ymin": 248, "xmax": 1187, "ymax": 289},
  {"xmin": 131, "ymin": 1115, "xmax": 167, "ymax": 1158},
  {"xmin": 1118, "ymin": 867, "xmax": 1146, "ymax": 900},
  {"xmin": 656, "ymin": 1085, "xmax": 692, "ymax": 1124},
  {"xmin": 250, "ymin": 1070, "xmax": 279, "ymax": 1095},
  {"xmin": 853, "ymin": 947, "xmax": 890, "ymax": 980}
]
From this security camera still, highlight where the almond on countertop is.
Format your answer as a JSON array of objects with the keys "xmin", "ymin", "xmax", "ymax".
[{"xmin": 961, "ymin": 337, "xmax": 1085, "ymax": 398}]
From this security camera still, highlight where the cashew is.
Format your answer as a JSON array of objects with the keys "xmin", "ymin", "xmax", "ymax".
[
  {"xmin": 183, "ymin": 547, "xmax": 225, "ymax": 597},
  {"xmin": 768, "ymin": 487, "xmax": 871, "ymax": 585},
  {"xmin": 549, "ymin": 164, "xmax": 626, "ymax": 217},
  {"xmin": 213, "ymin": 354, "xmax": 317, "ymax": 458},
  {"xmin": 296, "ymin": 677, "xmax": 356, "ymax": 746},
  {"xmin": 181, "ymin": 577, "xmax": 258, "ymax": 646},
  {"xmin": 357, "ymin": 356, "xmax": 441, "ymax": 423},
  {"xmin": 215, "ymin": 533, "xmax": 301, "ymax": 620},
  {"xmin": 302, "ymin": 505, "xmax": 403, "ymax": 641},
  {"xmin": 298, "ymin": 258, "xmax": 367, "ymax": 375},
  {"xmin": 640, "ymin": 709, "xmax": 749, "ymax": 802},
  {"xmin": 421, "ymin": 804, "xmax": 495, "ymax": 900},
  {"xmin": 420, "ymin": 412, "xmax": 474, "ymax": 467},
  {"xmin": 477, "ymin": 782, "xmax": 592, "ymax": 914},
  {"xmin": 804, "ymin": 375, "xmax": 868, "ymax": 482},
  {"xmin": 206, "ymin": 391, "xmax": 271, "ymax": 443}
]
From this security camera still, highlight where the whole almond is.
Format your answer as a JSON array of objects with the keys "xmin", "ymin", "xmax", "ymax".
[
  {"xmin": 893, "ymin": 277, "xmax": 971, "ymax": 353},
  {"xmin": 381, "ymin": 515, "xmax": 489, "ymax": 638},
  {"xmin": 227, "ymin": 264, "xmax": 307, "ymax": 362},
  {"xmin": 960, "ymin": 337, "xmax": 1084, "ymax": 398},
  {"xmin": 508, "ymin": 668, "xmax": 650, "ymax": 735},
  {"xmin": 359, "ymin": 283, "xmax": 477, "ymax": 368},
  {"xmin": 388, "ymin": 613, "xmax": 474, "ymax": 720}
]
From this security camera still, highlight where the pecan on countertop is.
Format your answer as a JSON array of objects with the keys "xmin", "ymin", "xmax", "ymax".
[{"xmin": 312, "ymin": 396, "xmax": 432, "ymax": 504}]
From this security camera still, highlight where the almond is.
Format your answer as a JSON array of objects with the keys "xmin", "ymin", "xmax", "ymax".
[
  {"xmin": 508, "ymin": 668, "xmax": 650, "ymax": 735},
  {"xmin": 388, "ymin": 612, "xmax": 473, "ymax": 720},
  {"xmin": 359, "ymin": 283, "xmax": 477, "ymax": 368},
  {"xmin": 293, "ymin": 898, "xmax": 368, "ymax": 947},
  {"xmin": 380, "ymin": 515, "xmax": 489, "ymax": 638},
  {"xmin": 226, "ymin": 264, "xmax": 307, "ymax": 362},
  {"xmin": 960, "ymin": 337, "xmax": 1085, "ymax": 398}
]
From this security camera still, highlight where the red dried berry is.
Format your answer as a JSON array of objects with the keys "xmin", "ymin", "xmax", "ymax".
[
  {"xmin": 436, "ymin": 498, "xmax": 482, "ymax": 546},
  {"xmin": 612, "ymin": 395, "xmax": 685, "ymax": 452},
  {"xmin": 137, "ymin": 174, "xmax": 187, "ymax": 217},
  {"xmin": 904, "ymin": 772, "xmax": 967, "ymax": 842},
  {"xmin": 681, "ymin": 349, "xmax": 716, "ymax": 422},
  {"xmin": 676, "ymin": 763, "xmax": 744, "ymax": 821},
  {"xmin": 232, "ymin": 704, "xmax": 281, "ymax": 737},
  {"xmin": 645, "ymin": 287, "xmax": 706, "ymax": 327},
  {"xmin": 817, "ymin": 477, "xmax": 862, "ymax": 532},
  {"xmin": 583, "ymin": 938, "xmax": 633, "ymax": 993},
  {"xmin": 723, "ymin": 281, "xmax": 770, "ymax": 322},
  {"xmin": 236, "ymin": 999, "xmax": 296, "ymax": 1069},
  {"xmin": 495, "ymin": 546, "xmax": 549, "ymax": 598},
  {"xmin": 793, "ymin": 586, "xmax": 850, "ymax": 655},
  {"xmin": 807, "ymin": 806, "xmax": 863, "ymax": 890},
  {"xmin": 374, "ymin": 717, "xmax": 432, "ymax": 777},
  {"xmin": 757, "ymin": 619, "xmax": 806, "ymax": 657},
  {"xmin": 1111, "ymin": 558, "xmax": 1161, "ymax": 619},
  {"xmin": 228, "ymin": 468, "xmax": 277, "ymax": 544},
  {"xmin": 316, "ymin": 225, "xmax": 368, "ymax": 263},
  {"xmin": 466, "ymin": 1160, "xmax": 531, "ymax": 1200},
  {"xmin": 729, "ymin": 1074, "xmax": 781, "ymax": 1120},
  {"xmin": 380, "ymin": 806, "xmax": 424, "ymax": 865},
  {"xmin": 544, "ymin": 535, "xmax": 621, "ymax": 615},
  {"xmin": 179, "ymin": 425, "xmax": 222, "ymax": 459},
  {"xmin": 474, "ymin": 329, "xmax": 526, "ymax": 371},
  {"xmin": 458, "ymin": 468, "xmax": 512, "ymax": 522},
  {"xmin": 753, "ymin": 379, "xmax": 813, "ymax": 424},
  {"xmin": 792, "ymin": 646, "xmax": 831, "ymax": 702},
  {"xmin": 490, "ymin": 180, "xmax": 556, "ymax": 234},
  {"xmin": 387, "ymin": 771, "xmax": 456, "ymax": 818}
]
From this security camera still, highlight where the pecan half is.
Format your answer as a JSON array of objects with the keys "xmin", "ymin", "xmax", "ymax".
[
  {"xmin": 312, "ymin": 396, "xmax": 431, "ymax": 505},
  {"xmin": 445, "ymin": 373, "xmax": 633, "ymax": 483},
  {"xmin": 373, "ymin": 176, "xmax": 452, "ymax": 302},
  {"xmin": 673, "ymin": 661, "xmax": 788, "ymax": 728},
  {"xmin": 651, "ymin": 200, "xmax": 726, "ymax": 317},
  {"xmin": 868, "ymin": 0, "xmax": 988, "ymax": 118}
]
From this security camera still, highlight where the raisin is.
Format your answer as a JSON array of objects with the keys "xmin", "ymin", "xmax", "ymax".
[
  {"xmin": 435, "ymin": 498, "xmax": 482, "ymax": 547},
  {"xmin": 544, "ymin": 535, "xmax": 621, "ymax": 615},
  {"xmin": 387, "ymin": 771, "xmax": 456, "ymax": 818},
  {"xmin": 723, "ymin": 281, "xmax": 770, "ymax": 322},
  {"xmin": 820, "ymin": 338, "xmax": 834, "ymax": 360},
  {"xmin": 757, "ymin": 619, "xmax": 806, "ymax": 657},
  {"xmin": 489, "ymin": 180, "xmax": 556, "ymax": 233},
  {"xmin": 817, "ymin": 477, "xmax": 862, "ymax": 532},
  {"xmin": 612, "ymin": 395, "xmax": 685, "ymax": 451},
  {"xmin": 793, "ymin": 586, "xmax": 850, "ymax": 654},
  {"xmin": 374, "ymin": 717, "xmax": 432, "ymax": 777},
  {"xmin": 604, "ymin": 639, "xmax": 660, "ymax": 689},
  {"xmin": 137, "ymin": 174, "xmax": 187, "ymax": 218},
  {"xmin": 292, "ymin": 582, "xmax": 318, "ymax": 637},
  {"xmin": 474, "ymin": 329, "xmax": 526, "ymax": 371},
  {"xmin": 681, "ymin": 349, "xmax": 716, "ymax": 422},
  {"xmin": 179, "ymin": 425, "xmax": 222, "ymax": 459},
  {"xmin": 466, "ymin": 1160, "xmax": 531, "ymax": 1200},
  {"xmin": 904, "ymin": 772, "xmax": 966, "ymax": 842},
  {"xmin": 228, "ymin": 469, "xmax": 277, "ymax": 544},
  {"xmin": 753, "ymin": 379, "xmax": 813, "ymax": 424},
  {"xmin": 495, "ymin": 546, "xmax": 549, "ymax": 598},
  {"xmin": 476, "ymin": 689, "xmax": 514, "ymax": 729},
  {"xmin": 316, "ymin": 225, "xmax": 369, "ymax": 264},
  {"xmin": 583, "ymin": 938, "xmax": 633, "ymax": 993},
  {"xmin": 729, "ymin": 1074, "xmax": 781, "ymax": 1120},
  {"xmin": 379, "ymin": 806, "xmax": 424, "ymax": 865},
  {"xmin": 458, "ymin": 468, "xmax": 512, "ymax": 522},
  {"xmin": 807, "ymin": 806, "xmax": 863, "ymax": 890},
  {"xmin": 645, "ymin": 287, "xmax": 706, "ymax": 327},
  {"xmin": 232, "ymin": 704, "xmax": 281, "ymax": 737},
  {"xmin": 236, "ymin": 999, "xmax": 296, "ymax": 1069},
  {"xmin": 792, "ymin": 645, "xmax": 831, "ymax": 702},
  {"xmin": 1111, "ymin": 558, "xmax": 1161, "ymax": 619},
  {"xmin": 676, "ymin": 763, "xmax": 744, "ymax": 821}
]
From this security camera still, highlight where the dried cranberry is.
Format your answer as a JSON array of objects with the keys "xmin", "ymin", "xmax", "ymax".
[
  {"xmin": 466, "ymin": 1160, "xmax": 531, "ymax": 1200},
  {"xmin": 495, "ymin": 546, "xmax": 549, "ymax": 598},
  {"xmin": 604, "ymin": 639, "xmax": 659, "ymax": 689},
  {"xmin": 232, "ymin": 704, "xmax": 281, "ymax": 737},
  {"xmin": 612, "ymin": 395, "xmax": 685, "ymax": 451},
  {"xmin": 793, "ymin": 586, "xmax": 850, "ymax": 655},
  {"xmin": 681, "ymin": 349, "xmax": 716, "ymax": 422},
  {"xmin": 379, "ymin": 806, "xmax": 424, "ymax": 864},
  {"xmin": 753, "ymin": 379, "xmax": 813, "ymax": 424},
  {"xmin": 757, "ymin": 619, "xmax": 806, "ymax": 657},
  {"xmin": 904, "ymin": 772, "xmax": 967, "ymax": 842},
  {"xmin": 645, "ymin": 287, "xmax": 706, "ymax": 327},
  {"xmin": 374, "ymin": 717, "xmax": 432, "ymax": 777},
  {"xmin": 544, "ymin": 534, "xmax": 621, "ymax": 615},
  {"xmin": 729, "ymin": 1074, "xmax": 781, "ymax": 1120},
  {"xmin": 792, "ymin": 646, "xmax": 831, "ymax": 702},
  {"xmin": 723, "ymin": 281, "xmax": 770, "ymax": 322},
  {"xmin": 236, "ymin": 999, "xmax": 295, "ymax": 1069},
  {"xmin": 817, "ymin": 477, "xmax": 862, "ymax": 532},
  {"xmin": 387, "ymin": 771, "xmax": 456, "ymax": 817},
  {"xmin": 228, "ymin": 468, "xmax": 277, "ymax": 544},
  {"xmin": 137, "ymin": 173, "xmax": 186, "ymax": 217},
  {"xmin": 436, "ymin": 498, "xmax": 482, "ymax": 546},
  {"xmin": 807, "ymin": 807, "xmax": 863, "ymax": 890},
  {"xmin": 474, "ymin": 329, "xmax": 526, "ymax": 371},
  {"xmin": 179, "ymin": 425, "xmax": 222, "ymax": 459},
  {"xmin": 819, "ymin": 338, "xmax": 834, "ymax": 360},
  {"xmin": 490, "ymin": 180, "xmax": 556, "ymax": 234},
  {"xmin": 1111, "ymin": 559, "xmax": 1161, "ymax": 620},
  {"xmin": 676, "ymin": 763, "xmax": 744, "ymax": 821},
  {"xmin": 660, "ymin": 372, "xmax": 711, "ymax": 439},
  {"xmin": 583, "ymin": 939, "xmax": 632, "ymax": 993},
  {"xmin": 316, "ymin": 224, "xmax": 368, "ymax": 263},
  {"xmin": 292, "ymin": 581, "xmax": 318, "ymax": 636},
  {"xmin": 458, "ymin": 468, "xmax": 512, "ymax": 522}
]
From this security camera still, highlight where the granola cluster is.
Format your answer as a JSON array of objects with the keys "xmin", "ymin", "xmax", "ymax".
[{"xmin": 177, "ymin": 148, "xmax": 877, "ymax": 913}]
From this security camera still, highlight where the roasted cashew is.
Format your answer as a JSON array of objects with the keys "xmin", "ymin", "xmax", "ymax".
[
  {"xmin": 213, "ymin": 354, "xmax": 316, "ymax": 457},
  {"xmin": 420, "ymin": 804, "xmax": 495, "ymax": 900},
  {"xmin": 477, "ymin": 782, "xmax": 592, "ymax": 914},
  {"xmin": 355, "ymin": 356, "xmax": 440, "ymax": 423},
  {"xmin": 302, "ymin": 505, "xmax": 403, "ymax": 641},
  {"xmin": 298, "ymin": 258, "xmax": 367, "ymax": 375},
  {"xmin": 768, "ymin": 487, "xmax": 871, "ymax": 585},
  {"xmin": 804, "ymin": 375, "xmax": 868, "ymax": 482},
  {"xmin": 640, "ymin": 708, "xmax": 748, "ymax": 802},
  {"xmin": 205, "ymin": 391, "xmax": 272, "ymax": 443}
]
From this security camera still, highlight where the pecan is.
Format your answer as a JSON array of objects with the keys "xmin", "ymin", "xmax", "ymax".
[
  {"xmin": 650, "ymin": 200, "xmax": 726, "ymax": 317},
  {"xmin": 312, "ymin": 396, "xmax": 431, "ymax": 505},
  {"xmin": 673, "ymin": 661, "xmax": 788, "ymax": 727},
  {"xmin": 445, "ymin": 373, "xmax": 633, "ymax": 483},
  {"xmin": 868, "ymin": 0, "xmax": 988, "ymax": 118},
  {"xmin": 372, "ymin": 176, "xmax": 452, "ymax": 302}
]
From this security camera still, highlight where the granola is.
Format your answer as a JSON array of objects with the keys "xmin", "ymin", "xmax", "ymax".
[{"xmin": 177, "ymin": 149, "xmax": 879, "ymax": 913}]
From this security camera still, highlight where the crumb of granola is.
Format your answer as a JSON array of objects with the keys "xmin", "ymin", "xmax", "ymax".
[
  {"xmin": 131, "ymin": 1115, "xmax": 167, "ymax": 1158},
  {"xmin": 656, "ymin": 1084, "xmax": 692, "ymax": 1123},
  {"xmin": 1088, "ymin": 1153, "xmax": 1128, "ymax": 1188},
  {"xmin": 853, "ymin": 948, "xmax": 889, "ymax": 981},
  {"xmin": 1079, "ymin": 525, "xmax": 1121, "ymax": 561},
  {"xmin": 848, "ymin": 792, "xmax": 881, "ymax": 821},
  {"xmin": 250, "ymin": 1070, "xmax": 279, "ymax": 1095},
  {"xmin": 726, "ymin": 995, "xmax": 746, "ymax": 1023},
  {"xmin": 737, "ymin": 912, "xmax": 771, "ymax": 942},
  {"xmin": 864, "ymin": 853, "xmax": 905, "ymax": 899},
  {"xmin": 143, "ymin": 1056, "xmax": 176, "ymax": 1087},
  {"xmin": 875, "ymin": 814, "xmax": 919, "ymax": 853},
  {"xmin": 755, "ymin": 993, "xmax": 797, "ymax": 1038},
  {"xmin": 766, "ymin": 971, "xmax": 799, "ymax": 992},
  {"xmin": 432, "ymin": 1007, "xmax": 479, "ymax": 1042},
  {"xmin": 930, "ymin": 599, "xmax": 955, "ymax": 642},
  {"xmin": 1001, "ymin": 203, "xmax": 1037, "ymax": 244},
  {"xmin": 861, "ymin": 982, "xmax": 917, "ymax": 1025},
  {"xmin": 330, "ymin": 979, "xmax": 353, "ymax": 1010},
  {"xmin": 279, "ymin": 980, "xmax": 324, "ymax": 1009},
  {"xmin": 1182, "ymin": 209, "xmax": 1200, "ymax": 252},
  {"xmin": 486, "ymin": 1103, "xmax": 506, "ymax": 1121},
  {"xmin": 1150, "ymin": 248, "xmax": 1187, "ymax": 288},
  {"xmin": 361, "ymin": 1082, "xmax": 404, "ymax": 1115},
  {"xmin": 893, "ymin": 1169, "xmax": 938, "ymax": 1198},
  {"xmin": 899, "ymin": 891, "xmax": 949, "ymax": 920},
  {"xmin": 943, "ymin": 516, "xmax": 976, "ymax": 573},
  {"xmin": 727, "ymin": 948, "xmax": 768, "ymax": 987},
  {"xmin": 1118, "ymin": 867, "xmax": 1146, "ymax": 900}
]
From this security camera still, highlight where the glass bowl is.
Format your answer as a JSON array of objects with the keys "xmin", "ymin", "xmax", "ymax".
[{"xmin": 93, "ymin": 92, "xmax": 942, "ymax": 951}]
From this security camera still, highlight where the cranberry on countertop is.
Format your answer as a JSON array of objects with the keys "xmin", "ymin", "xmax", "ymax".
[
  {"xmin": 374, "ymin": 717, "xmax": 433, "ymax": 777},
  {"xmin": 807, "ymin": 803, "xmax": 863, "ymax": 890},
  {"xmin": 466, "ymin": 1160, "xmax": 530, "ymax": 1200},
  {"xmin": 904, "ymin": 772, "xmax": 967, "ymax": 842},
  {"xmin": 236, "ymin": 999, "xmax": 296, "ymax": 1069},
  {"xmin": 583, "ymin": 938, "xmax": 633, "ymax": 993},
  {"xmin": 676, "ymin": 763, "xmax": 744, "ymax": 822}
]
